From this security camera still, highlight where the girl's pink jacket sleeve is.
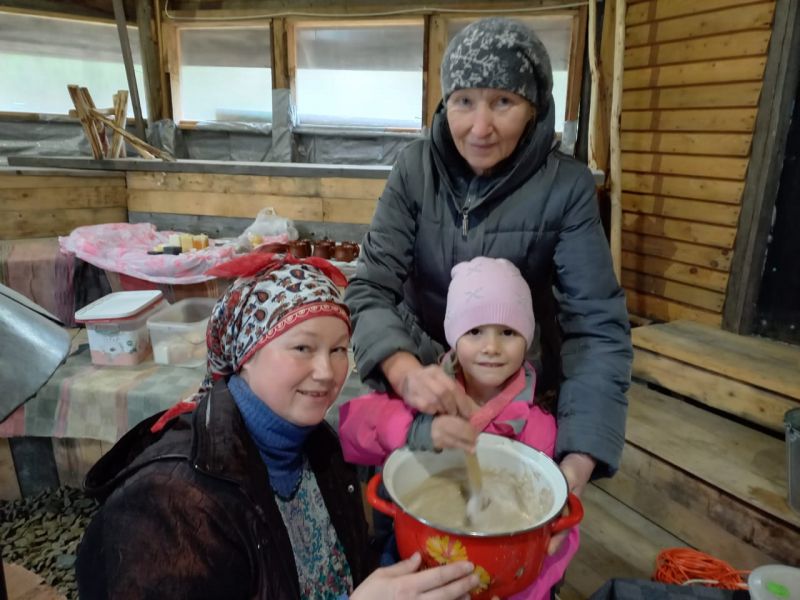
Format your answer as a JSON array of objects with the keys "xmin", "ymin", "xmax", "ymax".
[{"xmin": 338, "ymin": 391, "xmax": 414, "ymax": 465}]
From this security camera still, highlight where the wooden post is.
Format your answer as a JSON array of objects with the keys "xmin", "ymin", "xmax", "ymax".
[
  {"xmin": 565, "ymin": 6, "xmax": 587, "ymax": 124},
  {"xmin": 271, "ymin": 18, "xmax": 290, "ymax": 90},
  {"xmin": 425, "ymin": 15, "xmax": 447, "ymax": 130},
  {"xmin": 723, "ymin": 0, "xmax": 800, "ymax": 333},
  {"xmin": 421, "ymin": 14, "xmax": 431, "ymax": 128},
  {"xmin": 153, "ymin": 0, "xmax": 172, "ymax": 121},
  {"xmin": 137, "ymin": 0, "xmax": 166, "ymax": 123},
  {"xmin": 112, "ymin": 0, "xmax": 147, "ymax": 141},
  {"xmin": 587, "ymin": 0, "xmax": 599, "ymax": 171},
  {"xmin": 590, "ymin": 0, "xmax": 617, "ymax": 180},
  {"xmin": 608, "ymin": 0, "xmax": 626, "ymax": 281},
  {"xmin": 162, "ymin": 21, "xmax": 182, "ymax": 122}
]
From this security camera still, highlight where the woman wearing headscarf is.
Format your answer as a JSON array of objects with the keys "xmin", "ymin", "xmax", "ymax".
[
  {"xmin": 345, "ymin": 17, "xmax": 633, "ymax": 549},
  {"xmin": 75, "ymin": 254, "xmax": 480, "ymax": 599}
]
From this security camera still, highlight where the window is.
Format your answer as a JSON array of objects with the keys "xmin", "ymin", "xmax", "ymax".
[
  {"xmin": 177, "ymin": 26, "xmax": 272, "ymax": 123},
  {"xmin": 447, "ymin": 16, "xmax": 574, "ymax": 133},
  {"xmin": 0, "ymin": 11, "xmax": 147, "ymax": 117},
  {"xmin": 294, "ymin": 21, "xmax": 424, "ymax": 129}
]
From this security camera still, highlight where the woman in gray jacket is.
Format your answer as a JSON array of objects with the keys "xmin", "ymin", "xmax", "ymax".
[{"xmin": 345, "ymin": 17, "xmax": 632, "ymax": 552}]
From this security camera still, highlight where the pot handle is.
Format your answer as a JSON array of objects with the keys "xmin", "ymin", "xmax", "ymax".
[
  {"xmin": 550, "ymin": 492, "xmax": 584, "ymax": 535},
  {"xmin": 366, "ymin": 473, "xmax": 398, "ymax": 519}
]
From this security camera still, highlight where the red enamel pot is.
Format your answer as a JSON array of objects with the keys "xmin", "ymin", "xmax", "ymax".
[{"xmin": 367, "ymin": 434, "xmax": 583, "ymax": 599}]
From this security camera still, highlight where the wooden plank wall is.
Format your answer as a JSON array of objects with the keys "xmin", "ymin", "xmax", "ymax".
[
  {"xmin": 126, "ymin": 171, "xmax": 385, "ymax": 228},
  {"xmin": 0, "ymin": 172, "xmax": 128, "ymax": 239},
  {"xmin": 620, "ymin": 0, "xmax": 776, "ymax": 326}
]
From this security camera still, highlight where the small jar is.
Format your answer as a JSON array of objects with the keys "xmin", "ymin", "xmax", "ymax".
[
  {"xmin": 289, "ymin": 239, "xmax": 311, "ymax": 258},
  {"xmin": 313, "ymin": 240, "xmax": 334, "ymax": 259},
  {"xmin": 262, "ymin": 242, "xmax": 288, "ymax": 254},
  {"xmin": 333, "ymin": 244, "xmax": 356, "ymax": 262},
  {"xmin": 341, "ymin": 241, "xmax": 360, "ymax": 258}
]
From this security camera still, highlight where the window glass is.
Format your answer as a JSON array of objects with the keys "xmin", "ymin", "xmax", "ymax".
[
  {"xmin": 178, "ymin": 26, "xmax": 272, "ymax": 122},
  {"xmin": 447, "ymin": 16, "xmax": 573, "ymax": 132},
  {"xmin": 294, "ymin": 22, "xmax": 424, "ymax": 128},
  {"xmin": 0, "ymin": 11, "xmax": 147, "ymax": 117}
]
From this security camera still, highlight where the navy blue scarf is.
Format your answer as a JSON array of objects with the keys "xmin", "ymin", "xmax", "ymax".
[{"xmin": 228, "ymin": 375, "xmax": 315, "ymax": 499}]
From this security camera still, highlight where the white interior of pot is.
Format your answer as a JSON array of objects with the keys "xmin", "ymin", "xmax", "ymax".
[{"xmin": 382, "ymin": 433, "xmax": 568, "ymax": 535}]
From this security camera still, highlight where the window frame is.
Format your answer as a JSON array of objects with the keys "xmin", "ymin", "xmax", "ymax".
[
  {"xmin": 163, "ymin": 18, "xmax": 273, "ymax": 126},
  {"xmin": 286, "ymin": 17, "xmax": 426, "ymax": 132},
  {"xmin": 0, "ymin": 8, "xmax": 146, "ymax": 121}
]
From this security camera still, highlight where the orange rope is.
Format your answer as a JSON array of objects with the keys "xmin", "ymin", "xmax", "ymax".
[{"xmin": 653, "ymin": 548, "xmax": 750, "ymax": 590}]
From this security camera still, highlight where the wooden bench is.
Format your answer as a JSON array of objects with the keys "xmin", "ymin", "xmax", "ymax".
[{"xmin": 562, "ymin": 321, "xmax": 800, "ymax": 598}]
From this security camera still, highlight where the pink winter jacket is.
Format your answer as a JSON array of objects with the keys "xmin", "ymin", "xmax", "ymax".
[{"xmin": 338, "ymin": 363, "xmax": 580, "ymax": 600}]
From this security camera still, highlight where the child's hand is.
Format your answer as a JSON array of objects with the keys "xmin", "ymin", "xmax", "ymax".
[
  {"xmin": 400, "ymin": 364, "xmax": 478, "ymax": 417},
  {"xmin": 432, "ymin": 415, "xmax": 477, "ymax": 453}
]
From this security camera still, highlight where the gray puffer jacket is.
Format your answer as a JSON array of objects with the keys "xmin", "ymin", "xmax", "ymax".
[{"xmin": 345, "ymin": 98, "xmax": 632, "ymax": 477}]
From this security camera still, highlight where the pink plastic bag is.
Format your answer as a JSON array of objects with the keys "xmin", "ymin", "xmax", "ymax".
[{"xmin": 59, "ymin": 223, "xmax": 280, "ymax": 285}]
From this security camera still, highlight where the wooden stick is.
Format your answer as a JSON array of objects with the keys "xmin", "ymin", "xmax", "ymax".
[
  {"xmin": 89, "ymin": 108, "xmax": 174, "ymax": 161},
  {"xmin": 609, "ymin": 0, "xmax": 626, "ymax": 282},
  {"xmin": 92, "ymin": 109, "xmax": 154, "ymax": 159},
  {"xmin": 80, "ymin": 87, "xmax": 109, "ymax": 158},
  {"xmin": 111, "ymin": 90, "xmax": 129, "ymax": 158},
  {"xmin": 67, "ymin": 84, "xmax": 103, "ymax": 159},
  {"xmin": 69, "ymin": 107, "xmax": 115, "ymax": 117},
  {"xmin": 464, "ymin": 451, "xmax": 483, "ymax": 496}
]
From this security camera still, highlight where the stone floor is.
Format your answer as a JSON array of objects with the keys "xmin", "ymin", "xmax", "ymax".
[{"xmin": 1, "ymin": 486, "xmax": 97, "ymax": 600}]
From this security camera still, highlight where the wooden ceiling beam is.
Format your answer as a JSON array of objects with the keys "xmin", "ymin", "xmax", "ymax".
[
  {"xmin": 165, "ymin": 0, "xmax": 577, "ymax": 15},
  {"xmin": 0, "ymin": 0, "xmax": 138, "ymax": 23}
]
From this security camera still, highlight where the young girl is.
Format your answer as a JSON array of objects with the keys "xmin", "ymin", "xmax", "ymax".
[{"xmin": 339, "ymin": 256, "xmax": 579, "ymax": 600}]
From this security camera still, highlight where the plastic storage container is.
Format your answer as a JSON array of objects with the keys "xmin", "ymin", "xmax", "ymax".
[
  {"xmin": 748, "ymin": 564, "xmax": 800, "ymax": 600},
  {"xmin": 75, "ymin": 290, "xmax": 167, "ymax": 366},
  {"xmin": 147, "ymin": 297, "xmax": 216, "ymax": 367}
]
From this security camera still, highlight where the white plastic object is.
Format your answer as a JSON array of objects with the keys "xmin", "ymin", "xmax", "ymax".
[
  {"xmin": 75, "ymin": 291, "xmax": 166, "ymax": 366},
  {"xmin": 147, "ymin": 297, "xmax": 216, "ymax": 367},
  {"xmin": 748, "ymin": 565, "xmax": 800, "ymax": 600}
]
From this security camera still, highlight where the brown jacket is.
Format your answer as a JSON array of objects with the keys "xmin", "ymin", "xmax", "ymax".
[{"xmin": 76, "ymin": 379, "xmax": 374, "ymax": 600}]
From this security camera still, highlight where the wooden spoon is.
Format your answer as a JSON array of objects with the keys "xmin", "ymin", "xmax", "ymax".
[{"xmin": 464, "ymin": 450, "xmax": 490, "ymax": 524}]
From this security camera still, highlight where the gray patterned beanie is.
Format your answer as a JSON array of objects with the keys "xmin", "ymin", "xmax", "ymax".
[{"xmin": 441, "ymin": 17, "xmax": 553, "ymax": 111}]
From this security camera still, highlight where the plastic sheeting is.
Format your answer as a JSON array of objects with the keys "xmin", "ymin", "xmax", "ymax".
[
  {"xmin": 294, "ymin": 128, "xmax": 420, "ymax": 165},
  {"xmin": 181, "ymin": 121, "xmax": 273, "ymax": 162},
  {"xmin": 266, "ymin": 88, "xmax": 292, "ymax": 162},
  {"xmin": 0, "ymin": 117, "xmax": 575, "ymax": 165},
  {"xmin": 180, "ymin": 129, "xmax": 272, "ymax": 161},
  {"xmin": 148, "ymin": 119, "xmax": 187, "ymax": 158},
  {"xmin": 0, "ymin": 116, "xmax": 93, "ymax": 157}
]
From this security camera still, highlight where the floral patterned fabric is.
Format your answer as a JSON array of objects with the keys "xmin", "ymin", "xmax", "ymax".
[
  {"xmin": 196, "ymin": 258, "xmax": 350, "ymax": 399},
  {"xmin": 276, "ymin": 459, "xmax": 353, "ymax": 599}
]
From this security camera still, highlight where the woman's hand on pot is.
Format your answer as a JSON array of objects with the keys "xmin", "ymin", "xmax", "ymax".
[
  {"xmin": 401, "ymin": 365, "xmax": 477, "ymax": 417},
  {"xmin": 547, "ymin": 452, "xmax": 596, "ymax": 555},
  {"xmin": 351, "ymin": 552, "xmax": 478, "ymax": 600},
  {"xmin": 432, "ymin": 415, "xmax": 477, "ymax": 453}
]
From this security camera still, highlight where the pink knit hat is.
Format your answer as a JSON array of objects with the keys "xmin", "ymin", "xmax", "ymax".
[{"xmin": 444, "ymin": 257, "xmax": 535, "ymax": 348}]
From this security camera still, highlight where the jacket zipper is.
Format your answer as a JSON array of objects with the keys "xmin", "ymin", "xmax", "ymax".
[{"xmin": 461, "ymin": 179, "xmax": 478, "ymax": 238}]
